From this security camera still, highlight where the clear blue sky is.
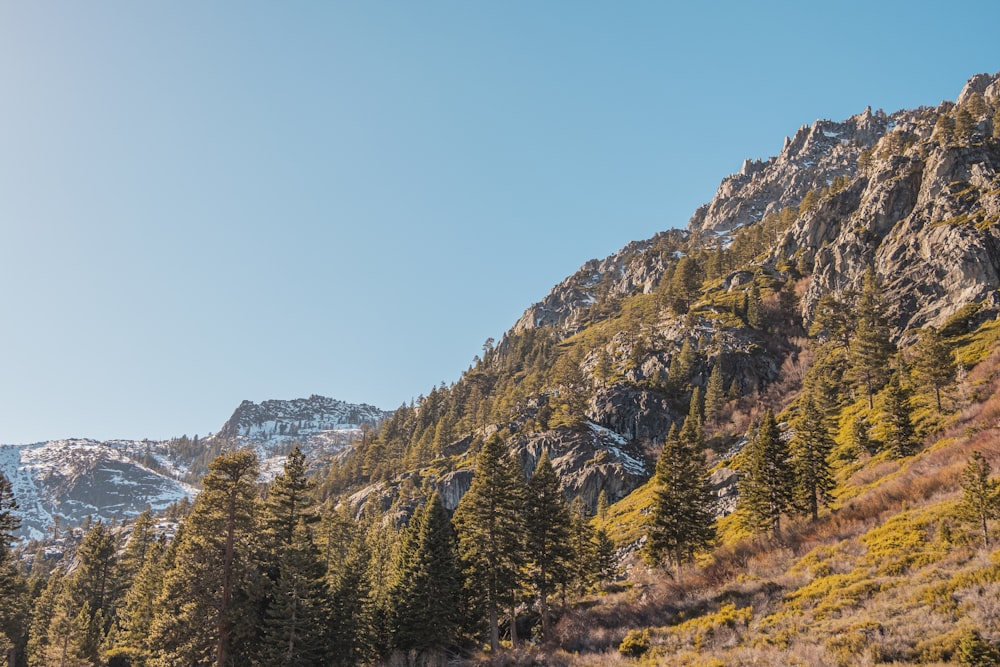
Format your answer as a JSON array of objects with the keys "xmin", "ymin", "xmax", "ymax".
[{"xmin": 1, "ymin": 2, "xmax": 997, "ymax": 444}]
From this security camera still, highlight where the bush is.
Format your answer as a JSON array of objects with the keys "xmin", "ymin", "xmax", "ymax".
[
  {"xmin": 957, "ymin": 629, "xmax": 1000, "ymax": 666},
  {"xmin": 618, "ymin": 629, "xmax": 651, "ymax": 658}
]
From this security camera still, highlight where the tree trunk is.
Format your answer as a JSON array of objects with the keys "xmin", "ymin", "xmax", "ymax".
[
  {"xmin": 509, "ymin": 604, "xmax": 518, "ymax": 647},
  {"xmin": 488, "ymin": 605, "xmax": 499, "ymax": 652},
  {"xmin": 217, "ymin": 492, "xmax": 238, "ymax": 667},
  {"xmin": 539, "ymin": 565, "xmax": 549, "ymax": 639}
]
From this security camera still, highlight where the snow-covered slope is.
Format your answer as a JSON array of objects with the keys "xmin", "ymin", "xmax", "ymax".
[
  {"xmin": 0, "ymin": 439, "xmax": 195, "ymax": 540},
  {"xmin": 0, "ymin": 395, "xmax": 389, "ymax": 538}
]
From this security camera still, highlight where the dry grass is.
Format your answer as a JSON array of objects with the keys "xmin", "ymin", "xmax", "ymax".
[{"xmin": 508, "ymin": 333, "xmax": 1000, "ymax": 666}]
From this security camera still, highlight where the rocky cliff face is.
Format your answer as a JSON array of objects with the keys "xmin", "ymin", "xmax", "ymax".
[
  {"xmin": 769, "ymin": 75, "xmax": 1000, "ymax": 333},
  {"xmin": 688, "ymin": 109, "xmax": 891, "ymax": 237},
  {"xmin": 513, "ymin": 230, "xmax": 687, "ymax": 337}
]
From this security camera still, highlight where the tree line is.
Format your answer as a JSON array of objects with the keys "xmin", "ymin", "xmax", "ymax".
[{"xmin": 0, "ymin": 441, "xmax": 614, "ymax": 667}]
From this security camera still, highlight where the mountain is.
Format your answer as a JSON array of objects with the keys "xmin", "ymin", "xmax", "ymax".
[
  {"xmin": 211, "ymin": 394, "xmax": 389, "ymax": 477},
  {"xmin": 8, "ymin": 71, "xmax": 1000, "ymax": 666},
  {"xmin": 0, "ymin": 439, "xmax": 193, "ymax": 540},
  {"xmin": 0, "ymin": 395, "xmax": 388, "ymax": 538},
  {"xmin": 331, "ymin": 71, "xmax": 1000, "ymax": 525}
]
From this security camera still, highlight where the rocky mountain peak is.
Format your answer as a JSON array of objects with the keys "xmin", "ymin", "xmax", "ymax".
[
  {"xmin": 687, "ymin": 107, "xmax": 894, "ymax": 238},
  {"xmin": 217, "ymin": 394, "xmax": 388, "ymax": 442}
]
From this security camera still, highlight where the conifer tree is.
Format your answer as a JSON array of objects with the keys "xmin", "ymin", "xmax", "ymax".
[
  {"xmin": 453, "ymin": 435, "xmax": 526, "ymax": 652},
  {"xmin": 957, "ymin": 451, "xmax": 1000, "ymax": 548},
  {"xmin": 69, "ymin": 520, "xmax": 120, "ymax": 639},
  {"xmin": 911, "ymin": 326, "xmax": 956, "ymax": 413},
  {"xmin": 704, "ymin": 361, "xmax": 726, "ymax": 426},
  {"xmin": 848, "ymin": 414, "xmax": 873, "ymax": 457},
  {"xmin": 0, "ymin": 472, "xmax": 25, "ymax": 667},
  {"xmin": 669, "ymin": 255, "xmax": 703, "ymax": 314},
  {"xmin": 790, "ymin": 395, "xmax": 835, "ymax": 521},
  {"xmin": 328, "ymin": 541, "xmax": 374, "ymax": 667},
  {"xmin": 262, "ymin": 447, "xmax": 317, "ymax": 553},
  {"xmin": 388, "ymin": 492, "xmax": 463, "ymax": 657},
  {"xmin": 149, "ymin": 449, "xmax": 260, "ymax": 667},
  {"xmin": 258, "ymin": 520, "xmax": 330, "ymax": 667},
  {"xmin": 644, "ymin": 416, "xmax": 715, "ymax": 577},
  {"xmin": 120, "ymin": 509, "xmax": 156, "ymax": 585},
  {"xmin": 112, "ymin": 535, "xmax": 168, "ymax": 662},
  {"xmin": 525, "ymin": 452, "xmax": 573, "ymax": 639},
  {"xmin": 567, "ymin": 498, "xmax": 597, "ymax": 599},
  {"xmin": 882, "ymin": 373, "xmax": 917, "ymax": 458},
  {"xmin": 594, "ymin": 528, "xmax": 618, "ymax": 586},
  {"xmin": 746, "ymin": 283, "xmax": 764, "ymax": 330},
  {"xmin": 849, "ymin": 268, "xmax": 894, "ymax": 410},
  {"xmin": 596, "ymin": 490, "xmax": 610, "ymax": 520},
  {"xmin": 737, "ymin": 411, "xmax": 794, "ymax": 537},
  {"xmin": 809, "ymin": 291, "xmax": 854, "ymax": 351},
  {"xmin": 667, "ymin": 339, "xmax": 698, "ymax": 398}
]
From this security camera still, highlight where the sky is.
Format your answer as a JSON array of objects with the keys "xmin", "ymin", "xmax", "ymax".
[{"xmin": 1, "ymin": 2, "xmax": 998, "ymax": 444}]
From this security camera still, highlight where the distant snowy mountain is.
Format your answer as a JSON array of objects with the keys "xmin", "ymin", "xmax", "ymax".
[
  {"xmin": 212, "ymin": 394, "xmax": 390, "ymax": 477},
  {"xmin": 0, "ymin": 439, "xmax": 195, "ymax": 540},
  {"xmin": 0, "ymin": 395, "xmax": 389, "ymax": 538}
]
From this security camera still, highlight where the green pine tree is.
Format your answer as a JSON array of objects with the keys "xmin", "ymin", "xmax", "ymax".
[
  {"xmin": 911, "ymin": 326, "xmax": 956, "ymax": 413},
  {"xmin": 644, "ymin": 417, "xmax": 716, "ymax": 577},
  {"xmin": 704, "ymin": 361, "xmax": 726, "ymax": 426},
  {"xmin": 453, "ymin": 435, "xmax": 526, "ymax": 652},
  {"xmin": 112, "ymin": 535, "xmax": 168, "ymax": 663},
  {"xmin": 808, "ymin": 291, "xmax": 854, "ymax": 351},
  {"xmin": 669, "ymin": 256, "xmax": 703, "ymax": 314},
  {"xmin": 258, "ymin": 520, "xmax": 331, "ymax": 667},
  {"xmin": 594, "ymin": 528, "xmax": 618, "ymax": 586},
  {"xmin": 328, "ymin": 541, "xmax": 374, "ymax": 667},
  {"xmin": 567, "ymin": 498, "xmax": 597, "ymax": 599},
  {"xmin": 746, "ymin": 283, "xmax": 764, "ymax": 330},
  {"xmin": 882, "ymin": 373, "xmax": 917, "ymax": 458},
  {"xmin": 388, "ymin": 492, "xmax": 463, "ymax": 657},
  {"xmin": 957, "ymin": 451, "xmax": 1000, "ymax": 548},
  {"xmin": 790, "ymin": 394, "xmax": 835, "ymax": 521},
  {"xmin": 525, "ymin": 452, "xmax": 574, "ymax": 640},
  {"xmin": 849, "ymin": 268, "xmax": 894, "ymax": 410},
  {"xmin": 149, "ymin": 449, "xmax": 260, "ymax": 667},
  {"xmin": 0, "ymin": 472, "xmax": 26, "ymax": 667},
  {"xmin": 737, "ymin": 411, "xmax": 794, "ymax": 537}
]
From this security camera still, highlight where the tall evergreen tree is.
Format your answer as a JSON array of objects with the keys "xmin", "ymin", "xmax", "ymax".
[
  {"xmin": 808, "ymin": 292, "xmax": 854, "ymax": 350},
  {"xmin": 882, "ymin": 373, "xmax": 917, "ymax": 458},
  {"xmin": 112, "ymin": 535, "xmax": 168, "ymax": 664},
  {"xmin": 388, "ymin": 492, "xmax": 463, "ymax": 657},
  {"xmin": 525, "ymin": 452, "xmax": 573, "ymax": 640},
  {"xmin": 258, "ymin": 520, "xmax": 330, "ymax": 667},
  {"xmin": 69, "ymin": 520, "xmax": 120, "ymax": 637},
  {"xmin": 957, "ymin": 451, "xmax": 1000, "ymax": 548},
  {"xmin": 737, "ymin": 411, "xmax": 794, "ymax": 537},
  {"xmin": 704, "ymin": 361, "xmax": 726, "ymax": 426},
  {"xmin": 790, "ymin": 395, "xmax": 836, "ymax": 521},
  {"xmin": 262, "ymin": 447, "xmax": 317, "ymax": 553},
  {"xmin": 149, "ymin": 449, "xmax": 260, "ymax": 667},
  {"xmin": 567, "ymin": 497, "xmax": 597, "ymax": 599},
  {"xmin": 849, "ymin": 268, "xmax": 894, "ymax": 410},
  {"xmin": 453, "ymin": 435, "xmax": 526, "ymax": 652},
  {"xmin": 328, "ymin": 541, "xmax": 373, "ymax": 667},
  {"xmin": 644, "ymin": 417, "xmax": 715, "ymax": 577},
  {"xmin": 669, "ymin": 255, "xmax": 703, "ymax": 314},
  {"xmin": 911, "ymin": 326, "xmax": 956, "ymax": 413},
  {"xmin": 0, "ymin": 472, "xmax": 25, "ymax": 667},
  {"xmin": 746, "ymin": 283, "xmax": 765, "ymax": 330}
]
